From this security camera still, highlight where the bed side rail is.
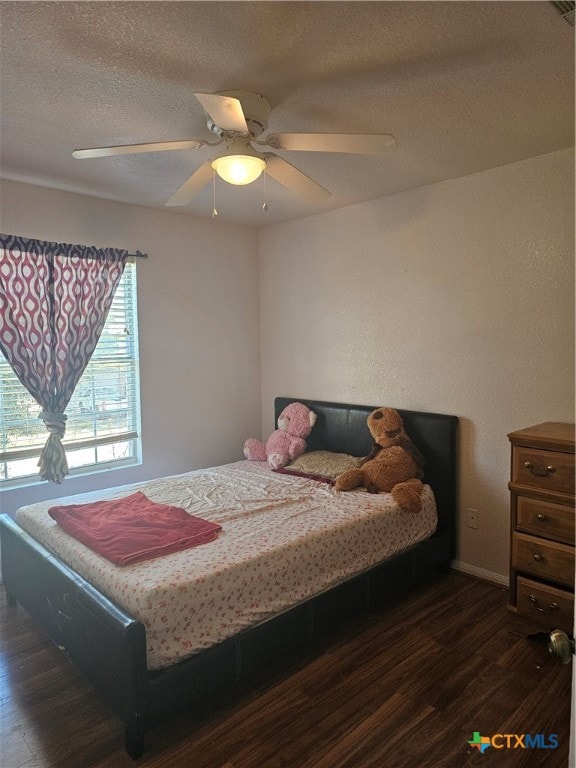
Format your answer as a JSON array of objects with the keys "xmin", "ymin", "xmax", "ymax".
[{"xmin": 0, "ymin": 514, "xmax": 147, "ymax": 725}]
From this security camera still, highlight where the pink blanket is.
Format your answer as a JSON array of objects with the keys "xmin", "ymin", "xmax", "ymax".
[{"xmin": 48, "ymin": 491, "xmax": 221, "ymax": 565}]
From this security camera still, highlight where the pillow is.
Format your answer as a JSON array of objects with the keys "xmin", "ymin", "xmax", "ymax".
[{"xmin": 273, "ymin": 450, "xmax": 362, "ymax": 483}]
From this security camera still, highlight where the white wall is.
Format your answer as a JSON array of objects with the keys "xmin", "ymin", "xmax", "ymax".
[
  {"xmin": 258, "ymin": 148, "xmax": 575, "ymax": 582},
  {"xmin": 0, "ymin": 180, "xmax": 261, "ymax": 516}
]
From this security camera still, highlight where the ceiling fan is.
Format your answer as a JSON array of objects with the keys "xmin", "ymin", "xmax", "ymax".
[{"xmin": 72, "ymin": 91, "xmax": 396, "ymax": 206}]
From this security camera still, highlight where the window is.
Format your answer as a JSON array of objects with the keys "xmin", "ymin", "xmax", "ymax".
[{"xmin": 0, "ymin": 261, "xmax": 141, "ymax": 484}]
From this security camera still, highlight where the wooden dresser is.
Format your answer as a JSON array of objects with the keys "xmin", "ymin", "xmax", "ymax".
[{"xmin": 508, "ymin": 422, "xmax": 575, "ymax": 634}]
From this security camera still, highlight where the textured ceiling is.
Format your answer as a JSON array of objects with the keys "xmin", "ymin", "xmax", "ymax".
[{"xmin": 0, "ymin": 1, "xmax": 574, "ymax": 227}]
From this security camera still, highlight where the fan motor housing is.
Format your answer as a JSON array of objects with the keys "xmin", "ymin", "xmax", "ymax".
[{"xmin": 208, "ymin": 90, "xmax": 271, "ymax": 137}]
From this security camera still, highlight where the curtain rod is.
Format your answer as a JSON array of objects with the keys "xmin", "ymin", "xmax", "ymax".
[{"xmin": 130, "ymin": 251, "xmax": 148, "ymax": 260}]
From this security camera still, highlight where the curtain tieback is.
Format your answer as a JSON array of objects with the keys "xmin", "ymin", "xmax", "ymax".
[
  {"xmin": 38, "ymin": 412, "xmax": 68, "ymax": 483},
  {"xmin": 39, "ymin": 411, "xmax": 67, "ymax": 438}
]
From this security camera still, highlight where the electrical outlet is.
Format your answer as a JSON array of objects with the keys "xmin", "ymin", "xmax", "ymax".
[{"xmin": 467, "ymin": 508, "xmax": 479, "ymax": 529}]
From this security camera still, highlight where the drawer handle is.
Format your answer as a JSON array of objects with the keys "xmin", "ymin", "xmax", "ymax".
[
  {"xmin": 532, "ymin": 553, "xmax": 543, "ymax": 562},
  {"xmin": 529, "ymin": 595, "xmax": 559, "ymax": 613},
  {"xmin": 524, "ymin": 461, "xmax": 556, "ymax": 477},
  {"xmin": 536, "ymin": 513, "xmax": 547, "ymax": 521}
]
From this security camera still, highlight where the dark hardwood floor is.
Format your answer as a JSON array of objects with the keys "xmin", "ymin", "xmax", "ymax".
[{"xmin": 0, "ymin": 571, "xmax": 572, "ymax": 768}]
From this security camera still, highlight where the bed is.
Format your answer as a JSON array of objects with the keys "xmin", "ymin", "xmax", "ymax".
[{"xmin": 0, "ymin": 397, "xmax": 458, "ymax": 757}]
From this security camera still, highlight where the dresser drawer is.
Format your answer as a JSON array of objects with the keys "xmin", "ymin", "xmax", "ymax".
[
  {"xmin": 512, "ymin": 446, "xmax": 574, "ymax": 496},
  {"xmin": 516, "ymin": 496, "xmax": 575, "ymax": 545},
  {"xmin": 512, "ymin": 531, "xmax": 574, "ymax": 587},
  {"xmin": 516, "ymin": 576, "xmax": 574, "ymax": 634}
]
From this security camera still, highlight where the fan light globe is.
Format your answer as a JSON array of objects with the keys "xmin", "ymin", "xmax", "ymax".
[{"xmin": 211, "ymin": 154, "xmax": 266, "ymax": 185}]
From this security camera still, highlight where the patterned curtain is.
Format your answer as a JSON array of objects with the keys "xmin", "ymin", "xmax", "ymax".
[{"xmin": 0, "ymin": 233, "xmax": 130, "ymax": 483}]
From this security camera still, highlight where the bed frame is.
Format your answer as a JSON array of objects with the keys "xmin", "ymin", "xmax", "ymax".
[{"xmin": 0, "ymin": 397, "xmax": 458, "ymax": 758}]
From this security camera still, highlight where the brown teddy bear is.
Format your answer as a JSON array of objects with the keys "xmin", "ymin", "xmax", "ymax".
[{"xmin": 334, "ymin": 407, "xmax": 425, "ymax": 513}]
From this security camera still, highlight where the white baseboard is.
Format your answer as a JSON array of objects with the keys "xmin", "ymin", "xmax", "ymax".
[{"xmin": 451, "ymin": 559, "xmax": 509, "ymax": 588}]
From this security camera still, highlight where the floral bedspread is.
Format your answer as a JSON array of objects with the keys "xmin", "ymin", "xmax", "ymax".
[{"xmin": 15, "ymin": 461, "xmax": 437, "ymax": 670}]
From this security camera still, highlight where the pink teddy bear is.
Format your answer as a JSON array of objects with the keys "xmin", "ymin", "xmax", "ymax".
[{"xmin": 244, "ymin": 402, "xmax": 317, "ymax": 469}]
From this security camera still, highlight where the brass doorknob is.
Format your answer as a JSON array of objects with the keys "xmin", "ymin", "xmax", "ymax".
[{"xmin": 548, "ymin": 629, "xmax": 575, "ymax": 665}]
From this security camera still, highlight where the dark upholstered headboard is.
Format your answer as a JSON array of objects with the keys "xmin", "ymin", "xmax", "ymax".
[{"xmin": 275, "ymin": 397, "xmax": 459, "ymax": 555}]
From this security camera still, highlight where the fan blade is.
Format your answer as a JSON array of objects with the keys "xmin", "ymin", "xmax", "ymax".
[
  {"xmin": 73, "ymin": 139, "xmax": 208, "ymax": 159},
  {"xmin": 165, "ymin": 161, "xmax": 213, "ymax": 207},
  {"xmin": 264, "ymin": 155, "xmax": 330, "ymax": 202},
  {"xmin": 194, "ymin": 93, "xmax": 248, "ymax": 134},
  {"xmin": 264, "ymin": 133, "xmax": 396, "ymax": 154}
]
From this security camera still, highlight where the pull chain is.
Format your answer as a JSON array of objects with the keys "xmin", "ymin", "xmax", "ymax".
[
  {"xmin": 211, "ymin": 171, "xmax": 218, "ymax": 218},
  {"xmin": 262, "ymin": 171, "xmax": 268, "ymax": 213}
]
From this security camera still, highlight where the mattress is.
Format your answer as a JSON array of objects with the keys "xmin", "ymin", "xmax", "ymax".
[{"xmin": 15, "ymin": 460, "xmax": 437, "ymax": 670}]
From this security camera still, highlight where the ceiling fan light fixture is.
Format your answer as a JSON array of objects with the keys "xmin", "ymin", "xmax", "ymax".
[
  {"xmin": 72, "ymin": 92, "xmax": 396, "ymax": 206},
  {"xmin": 211, "ymin": 154, "xmax": 266, "ymax": 185}
]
